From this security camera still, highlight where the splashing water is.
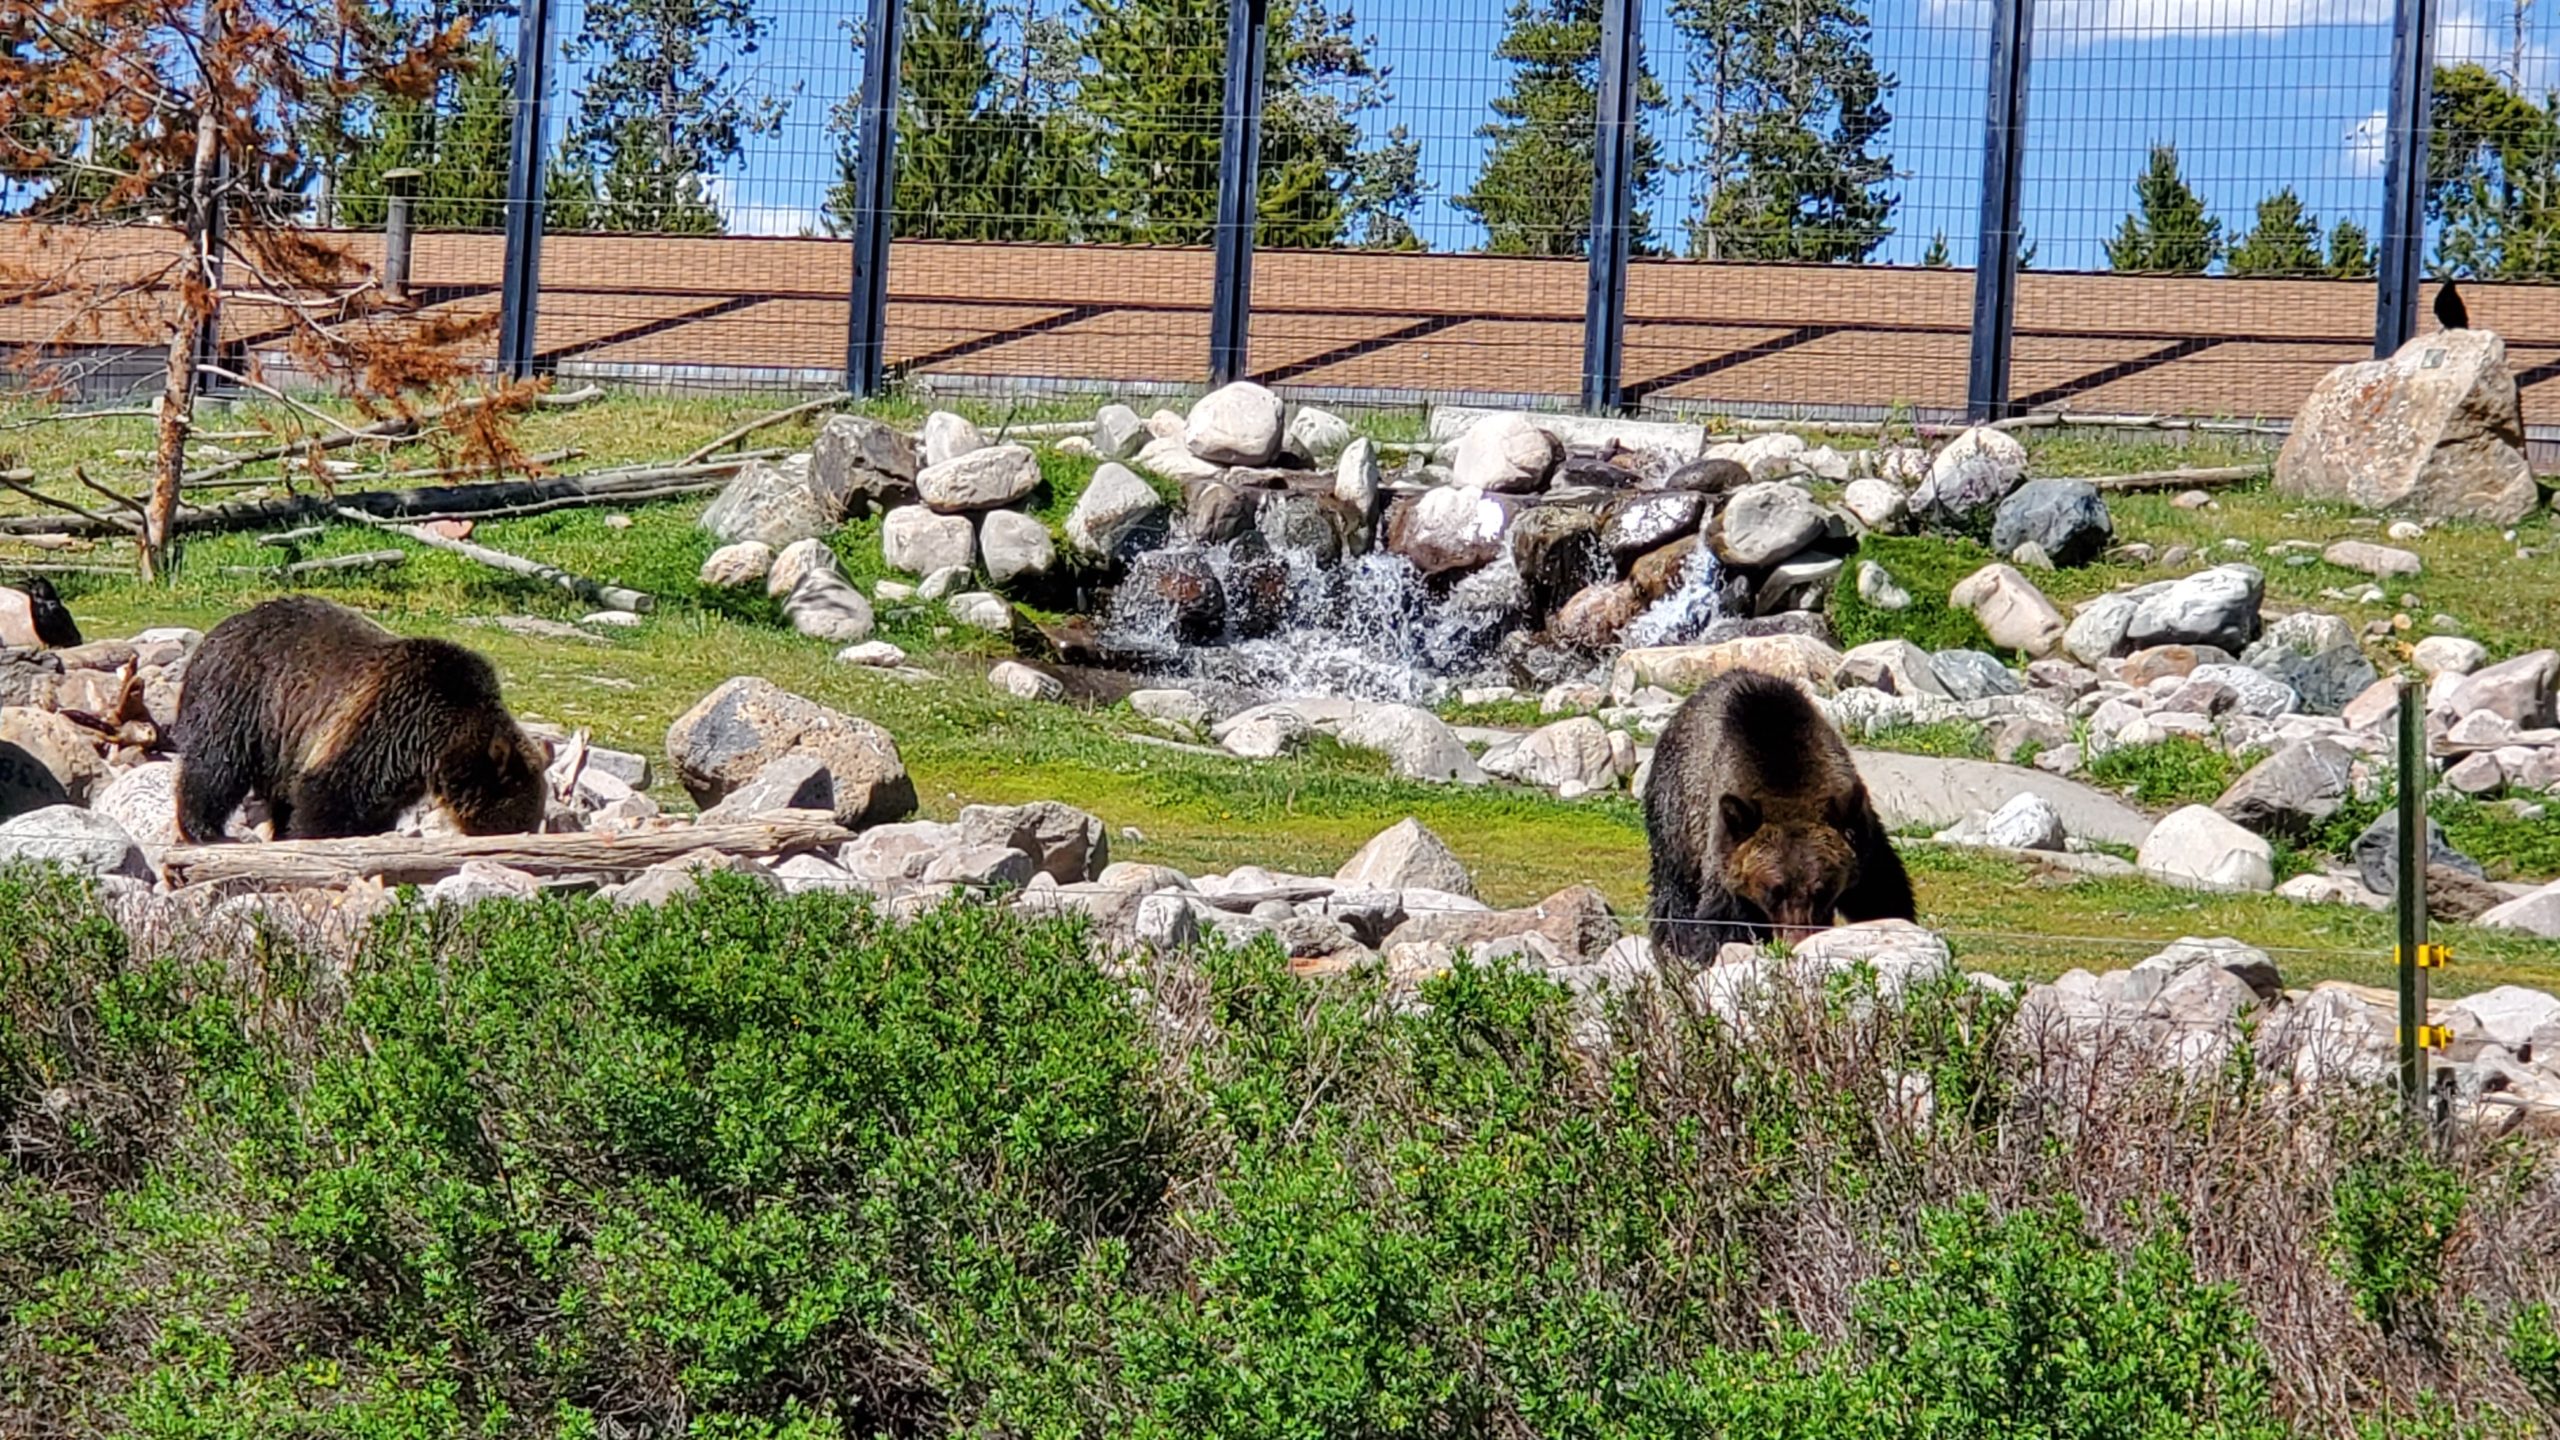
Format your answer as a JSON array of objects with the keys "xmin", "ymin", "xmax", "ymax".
[{"xmin": 1620, "ymin": 544, "xmax": 1726, "ymax": 649}]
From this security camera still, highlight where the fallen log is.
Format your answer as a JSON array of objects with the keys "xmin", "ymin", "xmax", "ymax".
[
  {"xmin": 680, "ymin": 392, "xmax": 849, "ymax": 466},
  {"xmin": 220, "ymin": 548, "xmax": 408, "ymax": 578},
  {"xmin": 164, "ymin": 814, "xmax": 855, "ymax": 888},
  {"xmin": 2078, "ymin": 464, "xmax": 2266, "ymax": 492},
  {"xmin": 334, "ymin": 506, "xmax": 654, "ymax": 612}
]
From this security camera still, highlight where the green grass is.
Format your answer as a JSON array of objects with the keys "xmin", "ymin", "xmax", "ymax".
[
  {"xmin": 1825, "ymin": 534, "xmax": 2001, "ymax": 654},
  {"xmin": 2086, "ymin": 736, "xmax": 2246, "ymax": 809},
  {"xmin": 1860, "ymin": 719, "xmax": 1996, "ymax": 761}
]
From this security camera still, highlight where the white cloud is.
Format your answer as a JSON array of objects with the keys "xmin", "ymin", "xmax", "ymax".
[
  {"xmin": 2345, "ymin": 108, "xmax": 2388, "ymax": 175},
  {"xmin": 700, "ymin": 176, "xmax": 828, "ymax": 239},
  {"xmin": 2435, "ymin": 0, "xmax": 2560, "ymax": 93}
]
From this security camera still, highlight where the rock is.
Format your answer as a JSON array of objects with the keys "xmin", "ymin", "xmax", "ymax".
[
  {"xmin": 1928, "ymin": 649, "xmax": 2022, "ymax": 702},
  {"xmin": 666, "ymin": 677, "xmax": 915, "ymax": 828},
  {"xmin": 1855, "ymin": 560, "xmax": 1911, "ymax": 611},
  {"xmin": 1838, "ymin": 640, "xmax": 1955, "ymax": 700},
  {"xmin": 1122, "ymin": 549, "xmax": 1226, "ymax": 644},
  {"xmin": 1334, "ymin": 437, "xmax": 1382, "ymax": 515},
  {"xmin": 2448, "ymin": 650, "xmax": 2559, "ymax": 728},
  {"xmin": 2276, "ymin": 327, "xmax": 2538, "ymax": 525},
  {"xmin": 2125, "ymin": 564, "xmax": 2264, "ymax": 653},
  {"xmin": 2137, "ymin": 805, "xmax": 2276, "ymax": 892},
  {"xmin": 1707, "ymin": 481, "xmax": 1828, "ymax": 568},
  {"xmin": 1389, "ymin": 485, "xmax": 1510, "ymax": 574},
  {"xmin": 2445, "ymin": 984, "xmax": 2560, "ymax": 1051},
  {"xmin": 1063, "ymin": 462, "xmax": 1166, "ymax": 559},
  {"xmin": 699, "ymin": 540, "xmax": 775, "ymax": 589},
  {"xmin": 1479, "ymin": 717, "xmax": 1619, "ymax": 793},
  {"xmin": 917, "ymin": 443, "xmax": 1040, "ymax": 513},
  {"xmin": 0, "ymin": 709, "xmax": 99, "ymax": 804},
  {"xmin": 2182, "ymin": 663, "xmax": 2300, "ymax": 719},
  {"xmin": 1629, "ymin": 535, "xmax": 1701, "ymax": 604},
  {"xmin": 764, "ymin": 538, "xmax": 839, "ymax": 600},
  {"xmin": 701, "ymin": 456, "xmax": 840, "ymax": 548},
  {"xmin": 1981, "ymin": 791, "xmax": 2068, "ymax": 851},
  {"xmin": 958, "ymin": 801, "xmax": 1109, "ymax": 884},
  {"xmin": 1663, "ymin": 456, "xmax": 1752, "ymax": 493},
  {"xmin": 1722, "ymin": 432, "xmax": 1809, "ymax": 480},
  {"xmin": 2277, "ymin": 873, "xmax": 2384, "ymax": 908},
  {"xmin": 809, "ymin": 415, "xmax": 919, "ymax": 510},
  {"xmin": 1754, "ymin": 553, "xmax": 1844, "ymax": 616},
  {"xmin": 2063, "ymin": 593, "xmax": 2138, "ymax": 667},
  {"xmin": 1219, "ymin": 704, "xmax": 1311, "ymax": 759},
  {"xmin": 2447, "ymin": 752, "xmax": 2507, "ymax": 794},
  {"xmin": 0, "ymin": 805, "xmax": 149, "ymax": 881},
  {"xmin": 1948, "ymin": 563, "xmax": 2066, "ymax": 658},
  {"xmin": 698, "ymin": 752, "xmax": 837, "ymax": 822},
  {"xmin": 1285, "ymin": 406, "xmax": 1353, "ymax": 464},
  {"xmin": 2323, "ymin": 540, "xmax": 2422, "ymax": 579},
  {"xmin": 921, "ymin": 411, "xmax": 986, "ymax": 469},
  {"xmin": 1911, "ymin": 426, "xmax": 2028, "ymax": 532},
  {"xmin": 1335, "ymin": 817, "xmax": 1475, "ymax": 899},
  {"xmin": 1787, "ymin": 921, "xmax": 1955, "ymax": 1000},
  {"xmin": 978, "ymin": 509, "xmax": 1056, "ymax": 585},
  {"xmin": 918, "ymin": 565, "xmax": 969, "ymax": 601},
  {"xmin": 1450, "ymin": 412, "xmax": 1560, "ymax": 494},
  {"xmin": 921, "ymin": 844, "xmax": 1036, "ymax": 890},
  {"xmin": 1609, "ymin": 635, "xmax": 1844, "ymax": 701},
  {"xmin": 2351, "ymin": 811, "xmax": 2485, "ymax": 897},
  {"xmin": 782, "ymin": 572, "xmax": 875, "ymax": 644},
  {"xmin": 1138, "ymin": 434, "xmax": 1224, "ymax": 484},
  {"xmin": 1384, "ymin": 885, "xmax": 1619, "ymax": 964},
  {"xmin": 423, "ymin": 861, "xmax": 541, "ymax": 908},
  {"xmin": 1552, "ymin": 581, "xmax": 1640, "ymax": 651},
  {"xmin": 1840, "ymin": 478, "xmax": 1911, "ymax": 534},
  {"xmin": 947, "ymin": 591, "xmax": 1012, "ymax": 634},
  {"xmin": 881, "ymin": 504, "xmax": 976, "ymax": 576},
  {"xmin": 1509, "ymin": 506, "xmax": 1605, "ymax": 623},
  {"xmin": 2239, "ymin": 613, "xmax": 2377, "ymax": 716},
  {"xmin": 1990, "ymin": 478, "xmax": 2113, "ymax": 567},
  {"xmin": 1256, "ymin": 492, "xmax": 1341, "ymax": 563},
  {"xmin": 989, "ymin": 660, "xmax": 1063, "ymax": 702},
  {"xmin": 2480, "ymin": 881, "xmax": 2560, "ymax": 938},
  {"xmin": 1130, "ymin": 688, "xmax": 1211, "ymax": 733},
  {"xmin": 2213, "ymin": 738, "xmax": 2354, "ymax": 839},
  {"xmin": 90, "ymin": 762, "xmax": 178, "ymax": 860},
  {"xmin": 1338, "ymin": 705, "xmax": 1485, "ymax": 784},
  {"xmin": 1185, "ymin": 382, "xmax": 1286, "ymax": 466},
  {"xmin": 1093, "ymin": 404, "xmax": 1148, "ymax": 461},
  {"xmin": 2414, "ymin": 636, "xmax": 2490, "ymax": 678},
  {"xmin": 1602, "ymin": 490, "xmax": 1707, "ymax": 563}
]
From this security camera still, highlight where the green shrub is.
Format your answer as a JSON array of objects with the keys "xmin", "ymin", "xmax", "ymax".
[{"xmin": 2327, "ymin": 1142, "xmax": 2469, "ymax": 1341}]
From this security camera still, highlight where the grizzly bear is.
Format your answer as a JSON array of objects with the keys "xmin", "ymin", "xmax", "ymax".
[
  {"xmin": 1643, "ymin": 669, "xmax": 1914, "ymax": 960},
  {"xmin": 173, "ymin": 597, "xmax": 548, "ymax": 842}
]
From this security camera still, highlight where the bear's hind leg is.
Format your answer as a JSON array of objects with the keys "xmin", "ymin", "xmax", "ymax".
[
  {"xmin": 174, "ymin": 751, "xmax": 255, "ymax": 844},
  {"xmin": 279, "ymin": 750, "xmax": 426, "ymax": 840}
]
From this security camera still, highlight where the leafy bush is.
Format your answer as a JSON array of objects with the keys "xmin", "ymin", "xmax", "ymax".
[{"xmin": 2327, "ymin": 1142, "xmax": 2469, "ymax": 1341}]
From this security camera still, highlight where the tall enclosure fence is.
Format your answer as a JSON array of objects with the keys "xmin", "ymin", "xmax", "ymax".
[{"xmin": 15, "ymin": 0, "xmax": 2560, "ymax": 437}]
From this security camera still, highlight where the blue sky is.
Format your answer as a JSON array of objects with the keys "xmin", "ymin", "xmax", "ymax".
[{"xmin": 590, "ymin": 0, "xmax": 2559, "ymax": 271}]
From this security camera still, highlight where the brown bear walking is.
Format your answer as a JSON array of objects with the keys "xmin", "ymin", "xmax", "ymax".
[
  {"xmin": 173, "ymin": 597, "xmax": 548, "ymax": 842},
  {"xmin": 1643, "ymin": 669, "xmax": 1915, "ymax": 960}
]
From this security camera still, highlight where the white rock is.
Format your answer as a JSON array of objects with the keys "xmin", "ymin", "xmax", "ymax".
[
  {"xmin": 766, "ymin": 537, "xmax": 840, "ymax": 599},
  {"xmin": 2137, "ymin": 805, "xmax": 2276, "ymax": 892},
  {"xmin": 1836, "ymin": 639, "xmax": 1954, "ymax": 700},
  {"xmin": 783, "ymin": 572, "xmax": 875, "ymax": 643},
  {"xmin": 1336, "ymin": 817, "xmax": 1476, "ymax": 898},
  {"xmin": 91, "ymin": 762, "xmax": 179, "ymax": 861},
  {"xmin": 1707, "ymin": 481, "xmax": 1829, "ymax": 568},
  {"xmin": 1136, "ymin": 435, "xmax": 1224, "ymax": 483},
  {"xmin": 837, "ymin": 640, "xmax": 908, "ymax": 667},
  {"xmin": 2447, "ymin": 752, "xmax": 2508, "ymax": 794},
  {"xmin": 1335, "ymin": 437, "xmax": 1382, "ymax": 512},
  {"xmin": 917, "ymin": 443, "xmax": 1041, "ymax": 513},
  {"xmin": 881, "ymin": 505, "xmax": 975, "ymax": 576},
  {"xmin": 921, "ymin": 411, "xmax": 987, "ymax": 468},
  {"xmin": 1219, "ymin": 704, "xmax": 1311, "ymax": 759},
  {"xmin": 1912, "ymin": 426, "xmax": 2028, "ymax": 528},
  {"xmin": 978, "ymin": 508, "xmax": 1056, "ymax": 585},
  {"xmin": 1840, "ymin": 478, "xmax": 1910, "ymax": 534},
  {"xmin": 425, "ymin": 861, "xmax": 541, "ymax": 908},
  {"xmin": 918, "ymin": 564, "xmax": 970, "ymax": 601},
  {"xmin": 2444, "ymin": 983, "xmax": 2560, "ymax": 1050},
  {"xmin": 1093, "ymin": 404, "xmax": 1148, "ymax": 461},
  {"xmin": 1286, "ymin": 406, "xmax": 1354, "ymax": 463},
  {"xmin": 1337, "ymin": 704, "xmax": 1486, "ymax": 784},
  {"xmin": 2414, "ymin": 635, "xmax": 2490, "ymax": 678},
  {"xmin": 1131, "ymin": 688, "xmax": 1211, "ymax": 733},
  {"xmin": 1448, "ymin": 412, "xmax": 1560, "ymax": 494},
  {"xmin": 1981, "ymin": 791, "xmax": 2068, "ymax": 851},
  {"xmin": 1949, "ymin": 563, "xmax": 2067, "ymax": 658},
  {"xmin": 2480, "ymin": 881, "xmax": 2560, "ymax": 938},
  {"xmin": 581, "ymin": 610, "xmax": 644, "ymax": 629},
  {"xmin": 989, "ymin": 661, "xmax": 1063, "ymax": 702},
  {"xmin": 699, "ymin": 541, "xmax": 775, "ymax": 589},
  {"xmin": 0, "ymin": 805, "xmax": 150, "ymax": 880},
  {"xmin": 2323, "ymin": 540, "xmax": 2422, "ymax": 579},
  {"xmin": 1064, "ymin": 462, "xmax": 1166, "ymax": 558},
  {"xmin": 947, "ymin": 591, "xmax": 1012, "ymax": 634},
  {"xmin": 1184, "ymin": 382, "xmax": 1286, "ymax": 466},
  {"xmin": 1480, "ymin": 716, "xmax": 1619, "ymax": 793}
]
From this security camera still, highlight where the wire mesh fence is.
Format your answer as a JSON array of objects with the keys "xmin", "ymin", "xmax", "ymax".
[{"xmin": 11, "ymin": 0, "xmax": 2560, "ymax": 433}]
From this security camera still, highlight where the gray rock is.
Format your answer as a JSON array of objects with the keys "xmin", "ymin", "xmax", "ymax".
[
  {"xmin": 1911, "ymin": 426, "xmax": 2028, "ymax": 532},
  {"xmin": 947, "ymin": 591, "xmax": 1012, "ymax": 634},
  {"xmin": 425, "ymin": 861, "xmax": 542, "ymax": 908},
  {"xmin": 1602, "ymin": 490, "xmax": 1706, "ymax": 563},
  {"xmin": 2137, "ymin": 805, "xmax": 2276, "ymax": 892},
  {"xmin": 1219, "ymin": 704, "xmax": 1311, "ymax": 759},
  {"xmin": 1841, "ymin": 478, "xmax": 1911, "ymax": 534},
  {"xmin": 2443, "ymin": 983, "xmax": 2560, "ymax": 1050},
  {"xmin": 1478, "ymin": 716, "xmax": 1619, "ymax": 794},
  {"xmin": 921, "ymin": 411, "xmax": 986, "ymax": 468},
  {"xmin": 90, "ymin": 762, "xmax": 178, "ymax": 861},
  {"xmin": 1335, "ymin": 437, "xmax": 1382, "ymax": 513},
  {"xmin": 2239, "ymin": 613, "xmax": 2377, "ymax": 716},
  {"xmin": 783, "ymin": 572, "xmax": 875, "ymax": 644},
  {"xmin": 1707, "ymin": 481, "xmax": 1828, "ymax": 568},
  {"xmin": 2276, "ymin": 327, "xmax": 2538, "ymax": 525},
  {"xmin": 978, "ymin": 509, "xmax": 1056, "ymax": 585},
  {"xmin": 2352, "ymin": 810, "xmax": 2486, "ymax": 897},
  {"xmin": 1065, "ymin": 462, "xmax": 1166, "ymax": 559},
  {"xmin": 1137, "ymin": 435, "xmax": 1223, "ymax": 484},
  {"xmin": 1929, "ymin": 649, "xmax": 2022, "ymax": 701},
  {"xmin": 1337, "ymin": 704, "xmax": 1486, "ymax": 784},
  {"xmin": 1093, "ymin": 404, "xmax": 1148, "ymax": 462},
  {"xmin": 2063, "ymin": 592, "xmax": 2139, "ymax": 666},
  {"xmin": 917, "ymin": 443, "xmax": 1041, "ymax": 513},
  {"xmin": 0, "ymin": 737, "xmax": 71, "ymax": 821},
  {"xmin": 2414, "ymin": 635, "xmax": 2489, "ymax": 677},
  {"xmin": 1981, "ymin": 791, "xmax": 2068, "ymax": 851},
  {"xmin": 700, "ymin": 456, "xmax": 839, "ymax": 548},
  {"xmin": 699, "ymin": 540, "xmax": 775, "ymax": 590},
  {"xmin": 808, "ymin": 415, "xmax": 919, "ymax": 512},
  {"xmin": 1837, "ymin": 640, "xmax": 1954, "ymax": 699},
  {"xmin": 1855, "ymin": 560, "xmax": 1911, "ymax": 611},
  {"xmin": 1130, "ymin": 688, "xmax": 1211, "ymax": 733},
  {"xmin": 1336, "ymin": 817, "xmax": 1475, "ymax": 899},
  {"xmin": 2323, "ymin": 540, "xmax": 2423, "ymax": 579},
  {"xmin": 2184, "ymin": 663, "xmax": 2300, "ymax": 719},
  {"xmin": 1186, "ymin": 382, "xmax": 1286, "ymax": 466},
  {"xmin": 767, "ymin": 537, "xmax": 840, "ymax": 599},
  {"xmin": 1258, "ymin": 492, "xmax": 1342, "ymax": 563},
  {"xmin": 2213, "ymin": 738, "xmax": 2354, "ymax": 839},
  {"xmin": 1949, "ymin": 563, "xmax": 2067, "ymax": 657},
  {"xmin": 988, "ymin": 660, "xmax": 1064, "ymax": 702},
  {"xmin": 666, "ymin": 677, "xmax": 915, "ymax": 828},
  {"xmin": 2125, "ymin": 564, "xmax": 2264, "ymax": 653},
  {"xmin": 1755, "ymin": 552, "xmax": 1844, "ymax": 616},
  {"xmin": 1285, "ymin": 406, "xmax": 1353, "ymax": 464},
  {"xmin": 1449, "ymin": 412, "xmax": 1560, "ymax": 494},
  {"xmin": 0, "ymin": 804, "xmax": 149, "ymax": 881},
  {"xmin": 923, "ymin": 844, "xmax": 1036, "ymax": 890},
  {"xmin": 2449, "ymin": 649, "xmax": 2559, "ymax": 728},
  {"xmin": 1388, "ymin": 485, "xmax": 1510, "ymax": 574},
  {"xmin": 918, "ymin": 565, "xmax": 969, "ymax": 601},
  {"xmin": 881, "ymin": 505, "xmax": 975, "ymax": 576},
  {"xmin": 1990, "ymin": 478, "xmax": 2114, "ymax": 567},
  {"xmin": 698, "ymin": 752, "xmax": 837, "ymax": 822},
  {"xmin": 2479, "ymin": 882, "xmax": 2560, "ymax": 938}
]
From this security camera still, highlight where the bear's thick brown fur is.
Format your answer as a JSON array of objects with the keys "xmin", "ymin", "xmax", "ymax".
[
  {"xmin": 173, "ymin": 597, "xmax": 548, "ymax": 842},
  {"xmin": 1643, "ymin": 669, "xmax": 1914, "ymax": 960}
]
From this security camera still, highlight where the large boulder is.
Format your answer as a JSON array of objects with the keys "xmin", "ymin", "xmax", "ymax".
[
  {"xmin": 1480, "ymin": 717, "xmax": 1621, "ymax": 795},
  {"xmin": 916, "ymin": 443, "xmax": 1041, "ymax": 513},
  {"xmin": 808, "ymin": 415, "xmax": 919, "ymax": 514},
  {"xmin": 666, "ymin": 677, "xmax": 916, "ymax": 828},
  {"xmin": 1948, "ymin": 563, "xmax": 2066, "ymax": 658},
  {"xmin": 90, "ymin": 762, "xmax": 179, "ymax": 862},
  {"xmin": 1552, "ymin": 581, "xmax": 1640, "ymax": 651},
  {"xmin": 2351, "ymin": 810, "xmax": 2485, "ymax": 898},
  {"xmin": 1388, "ymin": 486, "xmax": 1510, "ymax": 574},
  {"xmin": 1602, "ymin": 490, "xmax": 1707, "ymax": 564},
  {"xmin": 1285, "ymin": 406, "xmax": 1354, "ymax": 465},
  {"xmin": 978, "ymin": 509, "xmax": 1056, "ymax": 586},
  {"xmin": 0, "ymin": 805, "xmax": 150, "ymax": 881},
  {"xmin": 2212, "ymin": 738, "xmax": 2354, "ymax": 840},
  {"xmin": 921, "ymin": 411, "xmax": 986, "ymax": 468},
  {"xmin": 2124, "ymin": 564, "xmax": 2263, "ymax": 653},
  {"xmin": 2239, "ymin": 611, "xmax": 2377, "ymax": 716},
  {"xmin": 1185, "ymin": 382, "xmax": 1286, "ymax": 466},
  {"xmin": 1509, "ymin": 505, "xmax": 1605, "ymax": 623},
  {"xmin": 0, "ymin": 738, "xmax": 70, "ymax": 821},
  {"xmin": 2137, "ymin": 805, "xmax": 2276, "ymax": 893},
  {"xmin": 1336, "ymin": 817, "xmax": 1476, "ymax": 899},
  {"xmin": 1707, "ymin": 482, "xmax": 1829, "ymax": 569},
  {"xmin": 957, "ymin": 801, "xmax": 1109, "ymax": 884},
  {"xmin": 700, "ymin": 456, "xmax": 840, "ymax": 548},
  {"xmin": 1065, "ymin": 462, "xmax": 1165, "ymax": 559},
  {"xmin": 1608, "ymin": 634, "xmax": 1842, "ymax": 701},
  {"xmin": 2275, "ymin": 327, "xmax": 2538, "ymax": 525},
  {"xmin": 1911, "ymin": 425, "xmax": 2028, "ymax": 532},
  {"xmin": 1990, "ymin": 478, "xmax": 2113, "ymax": 567},
  {"xmin": 2447, "ymin": 649, "xmax": 2559, "ymax": 729},
  {"xmin": 0, "ymin": 709, "xmax": 100, "ymax": 804},
  {"xmin": 1449, "ymin": 412, "xmax": 1560, "ymax": 494},
  {"xmin": 1337, "ymin": 705, "xmax": 1485, "ymax": 784},
  {"xmin": 881, "ymin": 505, "xmax": 975, "ymax": 576}
]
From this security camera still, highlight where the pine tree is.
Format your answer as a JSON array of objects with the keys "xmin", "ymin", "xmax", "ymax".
[
  {"xmin": 1073, "ymin": 0, "xmax": 1419, "ymax": 248},
  {"xmin": 330, "ymin": 38, "xmax": 514, "ymax": 230},
  {"xmin": 2226, "ymin": 187, "xmax": 2325, "ymax": 277},
  {"xmin": 2427, "ymin": 61, "xmax": 2560, "ymax": 279},
  {"xmin": 1455, "ymin": 0, "xmax": 1664, "ymax": 258},
  {"xmin": 1920, "ymin": 231, "xmax": 1949, "ymax": 266},
  {"xmin": 2103, "ymin": 143, "xmax": 2221, "ymax": 274},
  {"xmin": 2326, "ymin": 218, "xmax": 2376, "ymax": 278},
  {"xmin": 556, "ymin": 0, "xmax": 794, "ymax": 233},
  {"xmin": 1675, "ymin": 0, "xmax": 1896, "ymax": 262}
]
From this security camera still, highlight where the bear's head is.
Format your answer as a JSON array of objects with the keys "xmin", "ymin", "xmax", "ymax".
[
  {"xmin": 1715, "ymin": 788, "xmax": 1867, "ymax": 943},
  {"xmin": 435, "ymin": 721, "xmax": 550, "ymax": 836}
]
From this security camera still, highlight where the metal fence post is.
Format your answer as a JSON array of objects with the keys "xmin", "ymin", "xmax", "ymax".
[
  {"xmin": 2396, "ymin": 674, "xmax": 2434, "ymax": 1120},
  {"xmin": 381, "ymin": 168, "xmax": 423, "ymax": 305},
  {"xmin": 1580, "ymin": 0, "xmax": 1641, "ymax": 414},
  {"xmin": 1209, "ymin": 0, "xmax": 1270, "ymax": 389},
  {"xmin": 845, "ymin": 0, "xmax": 908, "ymax": 397},
  {"xmin": 2376, "ymin": 0, "xmax": 2439, "ymax": 358},
  {"xmin": 497, "ymin": 0, "xmax": 554, "ymax": 379},
  {"xmin": 1966, "ymin": 0, "xmax": 2033, "ymax": 423}
]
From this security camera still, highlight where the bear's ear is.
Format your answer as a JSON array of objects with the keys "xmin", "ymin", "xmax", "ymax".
[{"xmin": 1719, "ymin": 792, "xmax": 1761, "ymax": 841}]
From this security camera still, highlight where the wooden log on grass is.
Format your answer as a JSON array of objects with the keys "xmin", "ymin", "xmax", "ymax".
[
  {"xmin": 334, "ymin": 506, "xmax": 654, "ymax": 613},
  {"xmin": 163, "ymin": 814, "xmax": 857, "ymax": 888},
  {"xmin": 2077, "ymin": 464, "xmax": 2265, "ymax": 492}
]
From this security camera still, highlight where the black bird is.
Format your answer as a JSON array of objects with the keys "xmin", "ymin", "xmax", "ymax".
[
  {"xmin": 19, "ymin": 577, "xmax": 80, "ymax": 649},
  {"xmin": 2435, "ymin": 280, "xmax": 2469, "ymax": 331}
]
